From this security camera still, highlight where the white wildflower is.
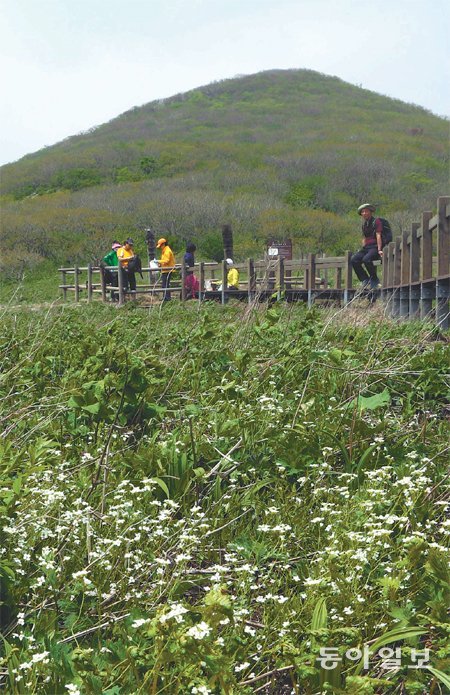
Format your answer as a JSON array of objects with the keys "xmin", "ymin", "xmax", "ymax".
[
  {"xmin": 131, "ymin": 618, "xmax": 150, "ymax": 628},
  {"xmin": 186, "ymin": 621, "xmax": 211, "ymax": 640},
  {"xmin": 159, "ymin": 603, "xmax": 189, "ymax": 624},
  {"xmin": 65, "ymin": 685, "xmax": 81, "ymax": 695},
  {"xmin": 235, "ymin": 661, "xmax": 251, "ymax": 672}
]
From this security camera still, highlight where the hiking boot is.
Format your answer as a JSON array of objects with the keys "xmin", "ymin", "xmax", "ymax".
[
  {"xmin": 370, "ymin": 279, "xmax": 381, "ymax": 290},
  {"xmin": 355, "ymin": 279, "xmax": 370, "ymax": 295}
]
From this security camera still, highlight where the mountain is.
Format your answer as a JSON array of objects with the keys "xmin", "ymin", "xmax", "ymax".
[{"xmin": 0, "ymin": 69, "xmax": 448, "ymax": 275}]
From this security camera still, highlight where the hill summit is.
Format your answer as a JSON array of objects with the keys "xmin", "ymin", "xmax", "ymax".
[{"xmin": 0, "ymin": 69, "xmax": 448, "ymax": 271}]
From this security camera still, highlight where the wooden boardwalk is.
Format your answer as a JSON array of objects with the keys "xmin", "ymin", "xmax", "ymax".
[{"xmin": 59, "ymin": 196, "xmax": 449, "ymax": 329}]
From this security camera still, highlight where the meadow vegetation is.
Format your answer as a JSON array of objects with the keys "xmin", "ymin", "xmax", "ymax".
[{"xmin": 0, "ymin": 301, "xmax": 449, "ymax": 694}]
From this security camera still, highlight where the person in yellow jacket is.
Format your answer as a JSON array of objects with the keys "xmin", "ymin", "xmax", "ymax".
[
  {"xmin": 156, "ymin": 238, "xmax": 175, "ymax": 301},
  {"xmin": 117, "ymin": 238, "xmax": 136, "ymax": 293},
  {"xmin": 226, "ymin": 258, "xmax": 239, "ymax": 289}
]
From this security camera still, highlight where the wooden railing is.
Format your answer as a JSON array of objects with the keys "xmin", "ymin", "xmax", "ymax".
[
  {"xmin": 382, "ymin": 196, "xmax": 449, "ymax": 328},
  {"xmin": 58, "ymin": 196, "xmax": 449, "ymax": 329},
  {"xmin": 58, "ymin": 255, "xmax": 356, "ymax": 307}
]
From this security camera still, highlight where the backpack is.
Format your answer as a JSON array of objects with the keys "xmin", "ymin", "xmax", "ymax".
[
  {"xmin": 376, "ymin": 217, "xmax": 393, "ymax": 248},
  {"xmin": 127, "ymin": 255, "xmax": 143, "ymax": 278}
]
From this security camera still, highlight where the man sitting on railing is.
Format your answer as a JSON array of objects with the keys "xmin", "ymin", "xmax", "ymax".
[{"xmin": 351, "ymin": 204, "xmax": 383, "ymax": 290}]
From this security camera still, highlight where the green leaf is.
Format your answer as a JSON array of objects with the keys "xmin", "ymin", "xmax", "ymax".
[
  {"xmin": 426, "ymin": 666, "xmax": 450, "ymax": 690},
  {"xmin": 266, "ymin": 308, "xmax": 281, "ymax": 324},
  {"xmin": 242, "ymin": 478, "xmax": 276, "ymax": 502},
  {"xmin": 356, "ymin": 443, "xmax": 379, "ymax": 470},
  {"xmin": 357, "ymin": 388, "xmax": 391, "ymax": 411},
  {"xmin": 151, "ymin": 477, "xmax": 170, "ymax": 498},
  {"xmin": 185, "ymin": 404, "xmax": 201, "ymax": 415},
  {"xmin": 0, "ymin": 563, "xmax": 15, "ymax": 582},
  {"xmin": 355, "ymin": 626, "xmax": 426, "ymax": 675},
  {"xmin": 68, "ymin": 394, "xmax": 85, "ymax": 408},
  {"xmin": 82, "ymin": 401, "xmax": 102, "ymax": 414},
  {"xmin": 321, "ymin": 428, "xmax": 351, "ymax": 469},
  {"xmin": 311, "ymin": 596, "xmax": 328, "ymax": 631},
  {"xmin": 425, "ymin": 549, "xmax": 450, "ymax": 585},
  {"xmin": 12, "ymin": 476, "xmax": 22, "ymax": 495},
  {"xmin": 329, "ymin": 347, "xmax": 343, "ymax": 363},
  {"xmin": 204, "ymin": 586, "xmax": 232, "ymax": 611},
  {"xmin": 144, "ymin": 403, "xmax": 166, "ymax": 418}
]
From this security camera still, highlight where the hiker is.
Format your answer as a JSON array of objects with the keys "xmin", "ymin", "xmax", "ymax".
[
  {"xmin": 117, "ymin": 238, "xmax": 137, "ymax": 294},
  {"xmin": 351, "ymin": 204, "xmax": 383, "ymax": 289},
  {"xmin": 226, "ymin": 258, "xmax": 239, "ymax": 289},
  {"xmin": 183, "ymin": 243, "xmax": 199, "ymax": 299},
  {"xmin": 101, "ymin": 241, "xmax": 121, "ymax": 300},
  {"xmin": 156, "ymin": 238, "xmax": 175, "ymax": 301}
]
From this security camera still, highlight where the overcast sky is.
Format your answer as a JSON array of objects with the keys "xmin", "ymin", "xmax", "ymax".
[{"xmin": 1, "ymin": 0, "xmax": 449, "ymax": 166}]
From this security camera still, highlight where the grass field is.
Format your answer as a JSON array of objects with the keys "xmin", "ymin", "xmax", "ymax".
[{"xmin": 0, "ymin": 301, "xmax": 449, "ymax": 694}]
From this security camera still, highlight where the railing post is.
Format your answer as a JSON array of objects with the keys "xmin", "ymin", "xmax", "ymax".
[
  {"xmin": 87, "ymin": 264, "xmax": 93, "ymax": 303},
  {"xmin": 436, "ymin": 278, "xmax": 449, "ymax": 330},
  {"xmin": 409, "ymin": 222, "xmax": 420, "ymax": 318},
  {"xmin": 276, "ymin": 257, "xmax": 285, "ymax": 301},
  {"xmin": 386, "ymin": 241, "xmax": 394, "ymax": 287},
  {"xmin": 285, "ymin": 259, "xmax": 292, "ymax": 291},
  {"xmin": 62, "ymin": 270, "xmax": 67, "ymax": 301},
  {"xmin": 181, "ymin": 262, "xmax": 186, "ymax": 303},
  {"xmin": 247, "ymin": 259, "xmax": 255, "ymax": 304},
  {"xmin": 421, "ymin": 284, "xmax": 434, "ymax": 322},
  {"xmin": 391, "ymin": 238, "xmax": 401, "ymax": 318},
  {"xmin": 437, "ymin": 195, "xmax": 450, "ymax": 278},
  {"xmin": 399, "ymin": 231, "xmax": 410, "ymax": 320},
  {"xmin": 343, "ymin": 251, "xmax": 352, "ymax": 305},
  {"xmin": 221, "ymin": 260, "xmax": 227, "ymax": 305},
  {"xmin": 74, "ymin": 267, "xmax": 80, "ymax": 303},
  {"xmin": 409, "ymin": 222, "xmax": 420, "ymax": 283},
  {"xmin": 198, "ymin": 262, "xmax": 205, "ymax": 304},
  {"xmin": 381, "ymin": 245, "xmax": 388, "ymax": 305},
  {"xmin": 118, "ymin": 265, "xmax": 125, "ymax": 306},
  {"xmin": 420, "ymin": 211, "xmax": 433, "ymax": 320},
  {"xmin": 436, "ymin": 195, "xmax": 450, "ymax": 329},
  {"xmin": 307, "ymin": 253, "xmax": 316, "ymax": 307},
  {"xmin": 384, "ymin": 241, "xmax": 394, "ymax": 317},
  {"xmin": 322, "ymin": 255, "xmax": 328, "ymax": 289},
  {"xmin": 421, "ymin": 211, "xmax": 433, "ymax": 281},
  {"xmin": 100, "ymin": 266, "xmax": 107, "ymax": 303}
]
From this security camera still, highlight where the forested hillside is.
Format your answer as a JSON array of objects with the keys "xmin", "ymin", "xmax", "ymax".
[{"xmin": 1, "ymin": 69, "xmax": 448, "ymax": 280}]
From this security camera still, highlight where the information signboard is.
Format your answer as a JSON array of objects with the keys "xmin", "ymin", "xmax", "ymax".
[{"xmin": 266, "ymin": 238, "xmax": 293, "ymax": 260}]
